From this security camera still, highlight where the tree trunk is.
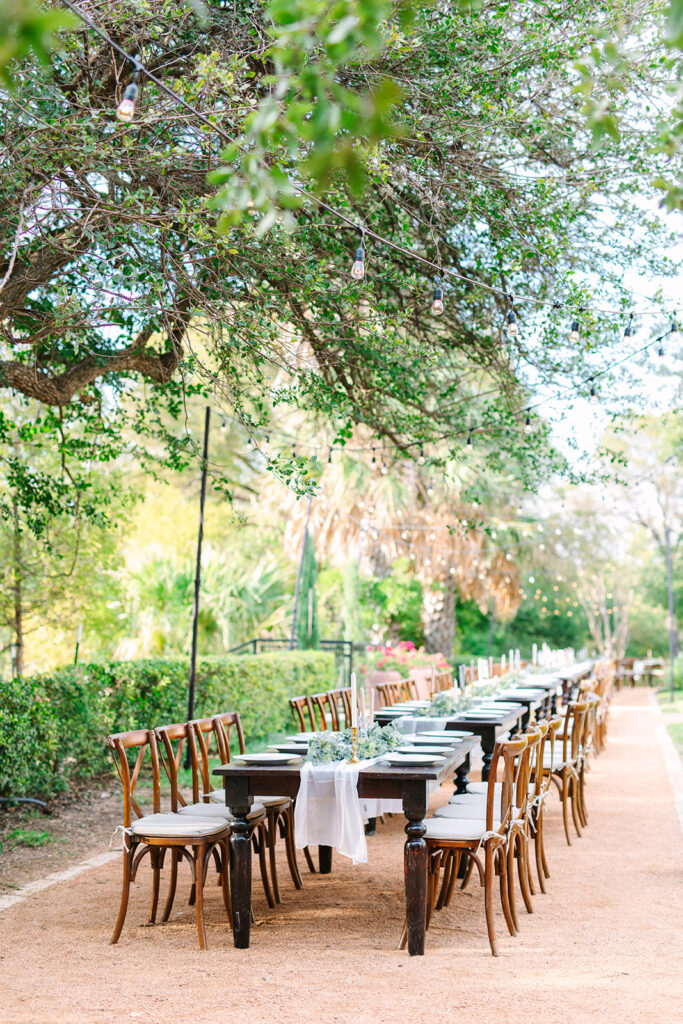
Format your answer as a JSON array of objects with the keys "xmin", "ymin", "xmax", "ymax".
[
  {"xmin": 422, "ymin": 579, "xmax": 455, "ymax": 658},
  {"xmin": 12, "ymin": 498, "xmax": 24, "ymax": 675}
]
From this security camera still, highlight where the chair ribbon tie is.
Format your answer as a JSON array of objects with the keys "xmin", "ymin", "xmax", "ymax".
[
  {"xmin": 476, "ymin": 829, "xmax": 501, "ymax": 854},
  {"xmin": 110, "ymin": 824, "xmax": 132, "ymax": 851}
]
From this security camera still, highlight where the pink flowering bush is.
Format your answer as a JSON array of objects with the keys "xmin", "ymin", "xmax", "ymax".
[{"xmin": 359, "ymin": 641, "xmax": 449, "ymax": 676}]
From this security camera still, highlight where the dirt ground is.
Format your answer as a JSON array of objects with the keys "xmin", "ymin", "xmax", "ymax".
[
  {"xmin": 0, "ymin": 778, "xmax": 121, "ymax": 891},
  {"xmin": 1, "ymin": 689, "xmax": 681, "ymax": 1024}
]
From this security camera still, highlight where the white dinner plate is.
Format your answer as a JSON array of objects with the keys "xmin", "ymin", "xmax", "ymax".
[
  {"xmin": 383, "ymin": 753, "xmax": 446, "ymax": 767},
  {"xmin": 419, "ymin": 730, "xmax": 474, "ymax": 741},
  {"xmin": 398, "ymin": 700, "xmax": 431, "ymax": 708},
  {"xmin": 407, "ymin": 734, "xmax": 466, "ymax": 746},
  {"xmin": 269, "ymin": 743, "xmax": 310, "ymax": 754},
  {"xmin": 233, "ymin": 752, "xmax": 302, "ymax": 766},
  {"xmin": 286, "ymin": 733, "xmax": 320, "ymax": 741},
  {"xmin": 398, "ymin": 745, "xmax": 453, "ymax": 756}
]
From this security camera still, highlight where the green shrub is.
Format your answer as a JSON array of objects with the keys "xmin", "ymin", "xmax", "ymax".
[{"xmin": 0, "ymin": 651, "xmax": 334, "ymax": 798}]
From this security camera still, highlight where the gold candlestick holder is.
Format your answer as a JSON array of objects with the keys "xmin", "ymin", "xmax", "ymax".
[{"xmin": 349, "ymin": 725, "xmax": 359, "ymax": 763}]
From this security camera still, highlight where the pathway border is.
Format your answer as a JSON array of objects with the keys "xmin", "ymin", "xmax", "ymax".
[
  {"xmin": 649, "ymin": 690, "xmax": 683, "ymax": 835},
  {"xmin": 0, "ymin": 850, "xmax": 118, "ymax": 913}
]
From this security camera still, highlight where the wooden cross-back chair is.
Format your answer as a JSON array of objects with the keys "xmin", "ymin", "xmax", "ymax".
[
  {"xmin": 376, "ymin": 681, "xmax": 397, "ymax": 707},
  {"xmin": 108, "ymin": 727, "xmax": 230, "ymax": 949},
  {"xmin": 529, "ymin": 716, "xmax": 560, "ymax": 892},
  {"xmin": 289, "ymin": 694, "xmax": 317, "ymax": 732},
  {"xmin": 443, "ymin": 721, "xmax": 543, "ymax": 932},
  {"xmin": 156, "ymin": 719, "xmax": 275, "ymax": 910},
  {"xmin": 431, "ymin": 671, "xmax": 453, "ymax": 694},
  {"xmin": 201, "ymin": 712, "xmax": 305, "ymax": 901},
  {"xmin": 309, "ymin": 691, "xmax": 339, "ymax": 730},
  {"xmin": 545, "ymin": 698, "xmax": 589, "ymax": 845},
  {"xmin": 336, "ymin": 686, "xmax": 353, "ymax": 727},
  {"xmin": 403, "ymin": 734, "xmax": 529, "ymax": 956}
]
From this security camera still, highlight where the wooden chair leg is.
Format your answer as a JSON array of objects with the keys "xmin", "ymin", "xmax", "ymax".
[
  {"xmin": 161, "ymin": 848, "xmax": 179, "ymax": 922},
  {"xmin": 303, "ymin": 846, "xmax": 317, "ymax": 873},
  {"xmin": 193, "ymin": 843, "xmax": 208, "ymax": 950},
  {"xmin": 534, "ymin": 816, "xmax": 547, "ymax": 893},
  {"xmin": 254, "ymin": 825, "xmax": 275, "ymax": 908},
  {"xmin": 516, "ymin": 834, "xmax": 533, "ymax": 915},
  {"xmin": 484, "ymin": 844, "xmax": 498, "ymax": 956},
  {"xmin": 460, "ymin": 854, "xmax": 475, "ymax": 890},
  {"xmin": 507, "ymin": 839, "xmax": 519, "ymax": 932},
  {"xmin": 443, "ymin": 850, "xmax": 461, "ymax": 908},
  {"xmin": 561, "ymin": 774, "xmax": 572, "ymax": 846},
  {"xmin": 524, "ymin": 829, "xmax": 536, "ymax": 897},
  {"xmin": 425, "ymin": 852, "xmax": 442, "ymax": 931},
  {"xmin": 267, "ymin": 811, "xmax": 282, "ymax": 905},
  {"xmin": 148, "ymin": 847, "xmax": 161, "ymax": 924},
  {"xmin": 498, "ymin": 847, "xmax": 516, "ymax": 936},
  {"xmin": 570, "ymin": 777, "xmax": 583, "ymax": 837},
  {"xmin": 436, "ymin": 850, "xmax": 454, "ymax": 910},
  {"xmin": 220, "ymin": 839, "xmax": 232, "ymax": 928},
  {"xmin": 110, "ymin": 846, "xmax": 133, "ymax": 945},
  {"xmin": 282, "ymin": 807, "xmax": 304, "ymax": 890}
]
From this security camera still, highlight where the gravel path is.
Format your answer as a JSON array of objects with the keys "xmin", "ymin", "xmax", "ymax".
[{"xmin": 2, "ymin": 689, "xmax": 682, "ymax": 1024}]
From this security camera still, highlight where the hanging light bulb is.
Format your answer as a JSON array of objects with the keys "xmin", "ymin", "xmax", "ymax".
[
  {"xmin": 589, "ymin": 380, "xmax": 598, "ymax": 403},
  {"xmin": 371, "ymin": 447, "xmax": 376, "ymax": 468},
  {"xmin": 466, "ymin": 430, "xmax": 473, "ymax": 450},
  {"xmin": 507, "ymin": 310, "xmax": 518, "ymax": 337},
  {"xmin": 116, "ymin": 70, "xmax": 139, "ymax": 123},
  {"xmin": 569, "ymin": 318, "xmax": 580, "ymax": 343},
  {"xmin": 623, "ymin": 313, "xmax": 634, "ymax": 338},
  {"xmin": 350, "ymin": 228, "xmax": 365, "ymax": 280},
  {"xmin": 381, "ymin": 461, "xmax": 388, "ymax": 475},
  {"xmin": 431, "ymin": 283, "xmax": 444, "ymax": 316},
  {"xmin": 418, "ymin": 446, "xmax": 425, "ymax": 465},
  {"xmin": 670, "ymin": 317, "xmax": 680, "ymax": 343},
  {"xmin": 524, "ymin": 410, "xmax": 531, "ymax": 434},
  {"xmin": 658, "ymin": 339, "xmax": 665, "ymax": 358},
  {"xmin": 328, "ymin": 447, "xmax": 333, "ymax": 464}
]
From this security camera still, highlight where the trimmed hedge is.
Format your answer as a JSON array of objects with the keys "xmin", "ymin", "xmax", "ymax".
[{"xmin": 0, "ymin": 651, "xmax": 335, "ymax": 798}]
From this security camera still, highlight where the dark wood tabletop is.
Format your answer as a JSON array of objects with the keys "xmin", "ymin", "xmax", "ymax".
[{"xmin": 213, "ymin": 737, "xmax": 477, "ymax": 957}]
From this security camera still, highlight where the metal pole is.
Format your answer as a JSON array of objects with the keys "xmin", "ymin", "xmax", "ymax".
[
  {"xmin": 665, "ymin": 525, "xmax": 676, "ymax": 700},
  {"xmin": 188, "ymin": 407, "xmax": 211, "ymax": 729},
  {"xmin": 290, "ymin": 495, "xmax": 312, "ymax": 649},
  {"xmin": 487, "ymin": 596, "xmax": 496, "ymax": 658},
  {"xmin": 74, "ymin": 623, "xmax": 83, "ymax": 666}
]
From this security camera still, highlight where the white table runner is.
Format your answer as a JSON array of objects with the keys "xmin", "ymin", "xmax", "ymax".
[
  {"xmin": 295, "ymin": 758, "xmax": 380, "ymax": 865},
  {"xmin": 294, "ymin": 758, "xmax": 411, "ymax": 864}
]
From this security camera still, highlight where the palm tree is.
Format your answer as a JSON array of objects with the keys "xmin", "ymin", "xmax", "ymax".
[{"xmin": 268, "ymin": 446, "xmax": 521, "ymax": 657}]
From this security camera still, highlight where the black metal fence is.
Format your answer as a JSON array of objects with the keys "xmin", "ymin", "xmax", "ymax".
[{"xmin": 227, "ymin": 637, "xmax": 355, "ymax": 684}]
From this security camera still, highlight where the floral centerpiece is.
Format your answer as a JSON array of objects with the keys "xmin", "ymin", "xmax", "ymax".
[
  {"xmin": 414, "ymin": 690, "xmax": 474, "ymax": 716},
  {"xmin": 360, "ymin": 640, "xmax": 450, "ymax": 676},
  {"xmin": 305, "ymin": 724, "xmax": 403, "ymax": 764}
]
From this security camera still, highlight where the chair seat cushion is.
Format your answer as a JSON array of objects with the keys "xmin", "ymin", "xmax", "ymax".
[
  {"xmin": 208, "ymin": 789, "xmax": 287, "ymax": 810},
  {"xmin": 464, "ymin": 781, "xmax": 494, "ymax": 795},
  {"xmin": 424, "ymin": 817, "xmax": 501, "ymax": 841},
  {"xmin": 543, "ymin": 750, "xmax": 573, "ymax": 768},
  {"xmin": 178, "ymin": 801, "xmax": 265, "ymax": 820},
  {"xmin": 130, "ymin": 813, "xmax": 227, "ymax": 839},
  {"xmin": 254, "ymin": 795, "xmax": 290, "ymax": 809}
]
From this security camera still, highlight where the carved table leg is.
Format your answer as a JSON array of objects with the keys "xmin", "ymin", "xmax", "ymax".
[
  {"xmin": 227, "ymin": 779, "xmax": 253, "ymax": 949},
  {"xmin": 454, "ymin": 752, "xmax": 470, "ymax": 795},
  {"xmin": 481, "ymin": 729, "xmax": 495, "ymax": 782},
  {"xmin": 318, "ymin": 845, "xmax": 333, "ymax": 873},
  {"xmin": 402, "ymin": 781, "xmax": 428, "ymax": 956}
]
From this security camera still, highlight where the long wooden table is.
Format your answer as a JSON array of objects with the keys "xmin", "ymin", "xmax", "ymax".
[
  {"xmin": 213, "ymin": 737, "xmax": 477, "ymax": 956},
  {"xmin": 375, "ymin": 705, "xmax": 524, "ymax": 784}
]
